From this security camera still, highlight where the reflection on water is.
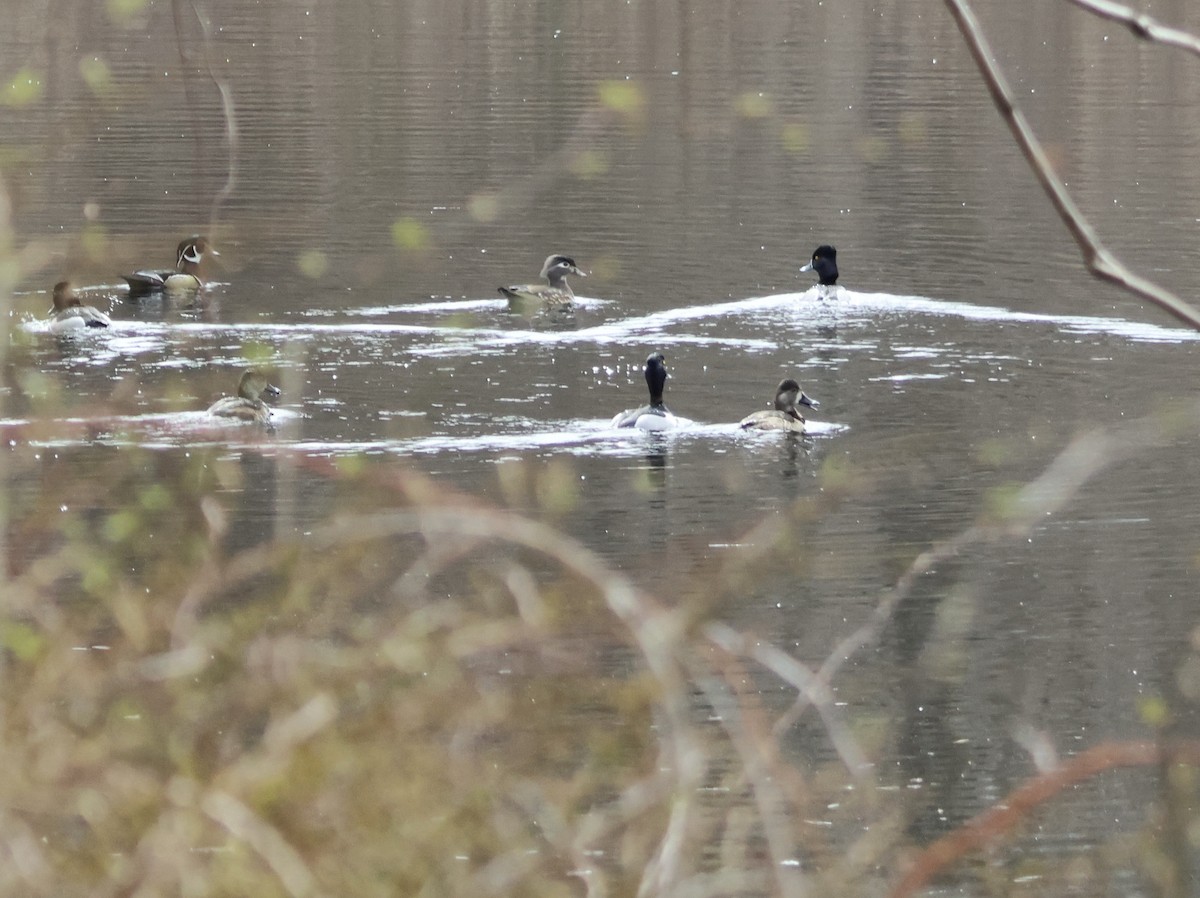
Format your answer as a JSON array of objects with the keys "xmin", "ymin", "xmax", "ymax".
[{"xmin": 6, "ymin": 1, "xmax": 1200, "ymax": 893}]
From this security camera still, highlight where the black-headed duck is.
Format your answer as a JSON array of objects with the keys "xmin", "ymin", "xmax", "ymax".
[
  {"xmin": 800, "ymin": 245, "xmax": 838, "ymax": 287},
  {"xmin": 611, "ymin": 352, "xmax": 683, "ymax": 431}
]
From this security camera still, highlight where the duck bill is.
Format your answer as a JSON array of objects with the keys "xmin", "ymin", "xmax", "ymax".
[
  {"xmin": 799, "ymin": 261, "xmax": 814, "ymax": 274},
  {"xmin": 798, "ymin": 392, "xmax": 818, "ymax": 409}
]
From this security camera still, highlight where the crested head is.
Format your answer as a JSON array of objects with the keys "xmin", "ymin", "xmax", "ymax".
[
  {"xmin": 52, "ymin": 281, "xmax": 81, "ymax": 311},
  {"xmin": 540, "ymin": 253, "xmax": 586, "ymax": 283},
  {"xmin": 177, "ymin": 235, "xmax": 219, "ymax": 267}
]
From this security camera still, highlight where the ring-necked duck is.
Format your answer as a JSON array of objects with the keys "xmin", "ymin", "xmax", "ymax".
[
  {"xmin": 799, "ymin": 245, "xmax": 838, "ymax": 286},
  {"xmin": 207, "ymin": 370, "xmax": 281, "ymax": 424},
  {"xmin": 123, "ymin": 236, "xmax": 219, "ymax": 296},
  {"xmin": 739, "ymin": 378, "xmax": 818, "ymax": 434},
  {"xmin": 611, "ymin": 351, "xmax": 682, "ymax": 431},
  {"xmin": 49, "ymin": 281, "xmax": 111, "ymax": 331},
  {"xmin": 499, "ymin": 254, "xmax": 586, "ymax": 315}
]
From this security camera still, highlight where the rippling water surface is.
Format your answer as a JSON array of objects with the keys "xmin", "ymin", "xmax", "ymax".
[{"xmin": 7, "ymin": 0, "xmax": 1200, "ymax": 891}]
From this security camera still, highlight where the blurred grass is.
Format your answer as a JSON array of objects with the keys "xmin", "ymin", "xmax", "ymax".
[
  {"xmin": 3, "ymin": 447, "xmax": 676, "ymax": 897},
  {"xmin": 4, "ymin": 439, "xmax": 1191, "ymax": 898}
]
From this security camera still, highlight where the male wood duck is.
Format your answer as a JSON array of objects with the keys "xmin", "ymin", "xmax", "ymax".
[
  {"xmin": 799, "ymin": 245, "xmax": 838, "ymax": 286},
  {"xmin": 207, "ymin": 370, "xmax": 281, "ymax": 424},
  {"xmin": 611, "ymin": 351, "xmax": 681, "ymax": 431},
  {"xmin": 49, "ymin": 281, "xmax": 111, "ymax": 331},
  {"xmin": 739, "ymin": 378, "xmax": 819, "ymax": 433},
  {"xmin": 499, "ymin": 254, "xmax": 586, "ymax": 315},
  {"xmin": 122, "ymin": 236, "xmax": 219, "ymax": 296}
]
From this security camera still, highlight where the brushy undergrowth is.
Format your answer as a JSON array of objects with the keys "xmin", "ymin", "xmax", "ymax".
[{"xmin": 2, "ymin": 441, "xmax": 1196, "ymax": 898}]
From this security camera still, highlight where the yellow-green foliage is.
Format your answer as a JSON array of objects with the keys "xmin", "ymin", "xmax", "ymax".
[{"xmin": 2, "ymin": 449, "xmax": 667, "ymax": 897}]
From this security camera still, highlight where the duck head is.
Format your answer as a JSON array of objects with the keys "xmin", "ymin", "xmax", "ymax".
[
  {"xmin": 51, "ymin": 281, "xmax": 81, "ymax": 312},
  {"xmin": 177, "ymin": 236, "xmax": 220, "ymax": 271},
  {"xmin": 237, "ymin": 369, "xmax": 282, "ymax": 402},
  {"xmin": 800, "ymin": 245, "xmax": 838, "ymax": 285},
  {"xmin": 776, "ymin": 378, "xmax": 818, "ymax": 421},
  {"xmin": 540, "ymin": 254, "xmax": 587, "ymax": 286},
  {"xmin": 645, "ymin": 352, "xmax": 667, "ymax": 407}
]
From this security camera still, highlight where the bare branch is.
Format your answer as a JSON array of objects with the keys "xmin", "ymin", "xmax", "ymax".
[
  {"xmin": 190, "ymin": 1, "xmax": 239, "ymax": 231},
  {"xmin": 889, "ymin": 740, "xmax": 1200, "ymax": 898},
  {"xmin": 944, "ymin": 0, "xmax": 1200, "ymax": 331},
  {"xmin": 1065, "ymin": 0, "xmax": 1200, "ymax": 59}
]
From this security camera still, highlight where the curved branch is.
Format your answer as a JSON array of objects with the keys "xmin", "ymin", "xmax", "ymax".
[
  {"xmin": 945, "ymin": 0, "xmax": 1200, "ymax": 332},
  {"xmin": 890, "ymin": 740, "xmax": 1200, "ymax": 898}
]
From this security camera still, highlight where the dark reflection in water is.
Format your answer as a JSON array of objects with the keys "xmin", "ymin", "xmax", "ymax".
[{"xmin": 6, "ymin": 1, "xmax": 1200, "ymax": 892}]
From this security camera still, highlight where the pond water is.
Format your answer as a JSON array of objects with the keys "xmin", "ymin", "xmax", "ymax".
[{"xmin": 5, "ymin": 0, "xmax": 1200, "ymax": 894}]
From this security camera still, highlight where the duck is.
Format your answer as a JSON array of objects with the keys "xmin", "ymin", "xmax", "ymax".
[
  {"xmin": 48, "ymin": 281, "xmax": 111, "ymax": 331},
  {"xmin": 122, "ymin": 236, "xmax": 219, "ymax": 296},
  {"xmin": 739, "ymin": 379, "xmax": 819, "ymax": 434},
  {"xmin": 499, "ymin": 254, "xmax": 586, "ymax": 315},
  {"xmin": 207, "ymin": 370, "xmax": 281, "ymax": 424},
  {"xmin": 611, "ymin": 352, "xmax": 681, "ymax": 431},
  {"xmin": 799, "ymin": 245, "xmax": 838, "ymax": 286}
]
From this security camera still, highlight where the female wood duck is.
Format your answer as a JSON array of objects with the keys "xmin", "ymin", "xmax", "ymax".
[
  {"xmin": 800, "ymin": 245, "xmax": 839, "ymax": 286},
  {"xmin": 207, "ymin": 370, "xmax": 281, "ymax": 424},
  {"xmin": 122, "ymin": 236, "xmax": 219, "ymax": 296},
  {"xmin": 49, "ymin": 281, "xmax": 111, "ymax": 331},
  {"xmin": 499, "ymin": 254, "xmax": 586, "ymax": 315},
  {"xmin": 611, "ymin": 352, "xmax": 681, "ymax": 431},
  {"xmin": 739, "ymin": 378, "xmax": 818, "ymax": 433}
]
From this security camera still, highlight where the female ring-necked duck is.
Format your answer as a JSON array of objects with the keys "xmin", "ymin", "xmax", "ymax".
[
  {"xmin": 207, "ymin": 370, "xmax": 281, "ymax": 424},
  {"xmin": 49, "ymin": 281, "xmax": 111, "ymax": 331},
  {"xmin": 611, "ymin": 351, "xmax": 682, "ymax": 431},
  {"xmin": 799, "ymin": 245, "xmax": 838, "ymax": 286},
  {"xmin": 739, "ymin": 378, "xmax": 818, "ymax": 434},
  {"xmin": 499, "ymin": 254, "xmax": 586, "ymax": 315},
  {"xmin": 123, "ymin": 236, "xmax": 219, "ymax": 296}
]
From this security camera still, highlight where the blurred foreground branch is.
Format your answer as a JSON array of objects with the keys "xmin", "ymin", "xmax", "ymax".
[
  {"xmin": 173, "ymin": 0, "xmax": 238, "ymax": 232},
  {"xmin": 891, "ymin": 740, "xmax": 1200, "ymax": 898}
]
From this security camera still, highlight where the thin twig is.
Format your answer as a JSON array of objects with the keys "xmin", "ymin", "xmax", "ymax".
[
  {"xmin": 1065, "ymin": 0, "xmax": 1200, "ymax": 59},
  {"xmin": 781, "ymin": 402, "xmax": 1188, "ymax": 736},
  {"xmin": 690, "ymin": 657, "xmax": 809, "ymax": 898},
  {"xmin": 889, "ymin": 740, "xmax": 1200, "ymax": 898},
  {"xmin": 704, "ymin": 622, "xmax": 870, "ymax": 778},
  {"xmin": 945, "ymin": 0, "xmax": 1200, "ymax": 331},
  {"xmin": 189, "ymin": 1, "xmax": 238, "ymax": 231}
]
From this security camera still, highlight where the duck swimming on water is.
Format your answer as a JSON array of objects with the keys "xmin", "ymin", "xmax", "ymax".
[
  {"xmin": 207, "ymin": 370, "xmax": 281, "ymax": 425},
  {"xmin": 739, "ymin": 378, "xmax": 818, "ymax": 434},
  {"xmin": 48, "ymin": 281, "xmax": 111, "ymax": 331},
  {"xmin": 123, "ymin": 236, "xmax": 219, "ymax": 296},
  {"xmin": 611, "ymin": 351, "xmax": 682, "ymax": 431},
  {"xmin": 499, "ymin": 254, "xmax": 586, "ymax": 316}
]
